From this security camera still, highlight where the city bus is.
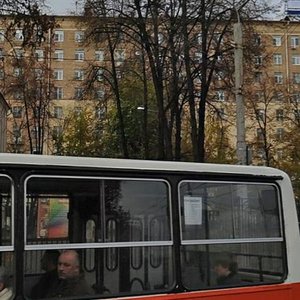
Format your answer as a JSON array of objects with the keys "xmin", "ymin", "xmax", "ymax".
[{"xmin": 0, "ymin": 153, "xmax": 299, "ymax": 299}]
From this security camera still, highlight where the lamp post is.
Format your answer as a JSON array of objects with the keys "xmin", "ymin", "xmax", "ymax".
[{"xmin": 234, "ymin": 10, "xmax": 247, "ymax": 165}]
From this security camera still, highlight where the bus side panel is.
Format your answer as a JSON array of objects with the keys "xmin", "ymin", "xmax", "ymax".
[{"xmin": 115, "ymin": 283, "xmax": 300, "ymax": 300}]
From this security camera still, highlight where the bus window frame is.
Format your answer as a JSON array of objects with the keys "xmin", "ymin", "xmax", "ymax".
[
  {"xmin": 23, "ymin": 174, "xmax": 174, "ymax": 251},
  {"xmin": 0, "ymin": 174, "xmax": 14, "ymax": 252}
]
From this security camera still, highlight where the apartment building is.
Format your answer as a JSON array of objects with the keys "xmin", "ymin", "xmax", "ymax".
[
  {"xmin": 0, "ymin": 15, "xmax": 299, "ymax": 163},
  {"xmin": 241, "ymin": 20, "xmax": 300, "ymax": 164}
]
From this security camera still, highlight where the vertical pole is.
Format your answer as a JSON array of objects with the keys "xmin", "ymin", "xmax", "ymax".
[{"xmin": 234, "ymin": 16, "xmax": 247, "ymax": 165}]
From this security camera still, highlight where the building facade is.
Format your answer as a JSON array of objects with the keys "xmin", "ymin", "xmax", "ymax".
[{"xmin": 0, "ymin": 15, "xmax": 299, "ymax": 165}]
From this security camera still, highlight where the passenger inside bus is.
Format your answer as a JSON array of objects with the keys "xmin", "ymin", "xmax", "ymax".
[
  {"xmin": 30, "ymin": 250, "xmax": 60, "ymax": 299},
  {"xmin": 213, "ymin": 254, "xmax": 241, "ymax": 287},
  {"xmin": 43, "ymin": 250, "xmax": 93, "ymax": 298},
  {"xmin": 0, "ymin": 266, "xmax": 13, "ymax": 300}
]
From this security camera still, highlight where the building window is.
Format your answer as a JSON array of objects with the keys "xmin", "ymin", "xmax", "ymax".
[
  {"xmin": 54, "ymin": 69, "xmax": 63, "ymax": 80},
  {"xmin": 53, "ymin": 125, "xmax": 63, "ymax": 138},
  {"xmin": 292, "ymin": 93, "xmax": 300, "ymax": 103},
  {"xmin": 114, "ymin": 49, "xmax": 125, "ymax": 62},
  {"xmin": 95, "ymin": 50, "xmax": 104, "ymax": 62},
  {"xmin": 293, "ymin": 72, "xmax": 300, "ymax": 84},
  {"xmin": 194, "ymin": 51, "xmax": 202, "ymax": 63},
  {"xmin": 0, "ymin": 30, "xmax": 4, "ymax": 42},
  {"xmin": 254, "ymin": 34, "xmax": 261, "ymax": 45},
  {"xmin": 14, "ymin": 90, "xmax": 23, "ymax": 100},
  {"xmin": 277, "ymin": 149, "xmax": 284, "ymax": 160},
  {"xmin": 215, "ymin": 71, "xmax": 224, "ymax": 81},
  {"xmin": 95, "ymin": 89, "xmax": 105, "ymax": 100},
  {"xmin": 256, "ymin": 128, "xmax": 265, "ymax": 141},
  {"xmin": 95, "ymin": 107, "xmax": 106, "ymax": 119},
  {"xmin": 273, "ymin": 35, "xmax": 282, "ymax": 46},
  {"xmin": 14, "ymin": 48, "xmax": 24, "ymax": 59},
  {"xmin": 291, "ymin": 36, "xmax": 299, "ymax": 48},
  {"xmin": 53, "ymin": 87, "xmax": 63, "ymax": 100},
  {"xmin": 75, "ymin": 50, "xmax": 85, "ymax": 61},
  {"xmin": 197, "ymin": 33, "xmax": 202, "ymax": 44},
  {"xmin": 274, "ymin": 92, "xmax": 284, "ymax": 102},
  {"xmin": 294, "ymin": 109, "xmax": 300, "ymax": 121},
  {"xmin": 276, "ymin": 128, "xmax": 284, "ymax": 141},
  {"xmin": 256, "ymin": 109, "xmax": 265, "ymax": 121},
  {"xmin": 74, "ymin": 69, "xmax": 84, "ymax": 80},
  {"xmin": 53, "ymin": 106, "xmax": 63, "ymax": 119},
  {"xmin": 255, "ymin": 91, "xmax": 263, "ymax": 102},
  {"xmin": 75, "ymin": 31, "xmax": 84, "ymax": 43},
  {"xmin": 216, "ymin": 90, "xmax": 225, "ymax": 101},
  {"xmin": 12, "ymin": 106, "xmax": 22, "ymax": 118},
  {"xmin": 292, "ymin": 55, "xmax": 300, "ymax": 66},
  {"xmin": 116, "ymin": 70, "xmax": 122, "ymax": 79},
  {"xmin": 13, "ymin": 125, "xmax": 22, "ymax": 142},
  {"xmin": 54, "ymin": 30, "xmax": 64, "ymax": 42},
  {"xmin": 13, "ymin": 67, "xmax": 23, "ymax": 77},
  {"xmin": 35, "ymin": 49, "xmax": 44, "ymax": 61},
  {"xmin": 15, "ymin": 29, "xmax": 24, "ymax": 41},
  {"xmin": 96, "ymin": 68, "xmax": 103, "ymax": 81},
  {"xmin": 54, "ymin": 49, "xmax": 64, "ymax": 61},
  {"xmin": 74, "ymin": 107, "xmax": 82, "ymax": 116},
  {"xmin": 274, "ymin": 72, "xmax": 283, "ymax": 84},
  {"xmin": 34, "ymin": 68, "xmax": 43, "ymax": 80},
  {"xmin": 254, "ymin": 72, "xmax": 262, "ymax": 83},
  {"xmin": 75, "ymin": 87, "xmax": 84, "ymax": 99},
  {"xmin": 255, "ymin": 56, "xmax": 263, "ymax": 65},
  {"xmin": 276, "ymin": 109, "xmax": 284, "ymax": 121},
  {"xmin": 273, "ymin": 54, "xmax": 282, "ymax": 65},
  {"xmin": 292, "ymin": 55, "xmax": 300, "ymax": 65}
]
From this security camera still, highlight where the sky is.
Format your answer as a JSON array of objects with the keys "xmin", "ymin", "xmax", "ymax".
[
  {"xmin": 44, "ymin": 0, "xmax": 287, "ymax": 18},
  {"xmin": 44, "ymin": 0, "xmax": 80, "ymax": 15}
]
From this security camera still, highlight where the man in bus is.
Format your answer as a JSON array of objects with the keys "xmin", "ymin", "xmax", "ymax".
[
  {"xmin": 44, "ymin": 250, "xmax": 93, "ymax": 298},
  {"xmin": 214, "ymin": 255, "xmax": 241, "ymax": 287}
]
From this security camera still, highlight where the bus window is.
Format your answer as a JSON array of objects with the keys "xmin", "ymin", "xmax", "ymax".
[
  {"xmin": 24, "ymin": 176, "xmax": 174, "ymax": 298},
  {"xmin": 179, "ymin": 181, "xmax": 284, "ymax": 290},
  {"xmin": 0, "ymin": 176, "xmax": 14, "ymax": 298}
]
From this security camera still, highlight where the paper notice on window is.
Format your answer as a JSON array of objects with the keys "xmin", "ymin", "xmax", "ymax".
[{"xmin": 184, "ymin": 196, "xmax": 202, "ymax": 225}]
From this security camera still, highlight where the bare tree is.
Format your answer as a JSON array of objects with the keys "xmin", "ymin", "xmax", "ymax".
[
  {"xmin": 81, "ymin": 0, "xmax": 275, "ymax": 161},
  {"xmin": 5, "ymin": 44, "xmax": 53, "ymax": 154},
  {"xmin": 0, "ymin": 6, "xmax": 56, "ymax": 154}
]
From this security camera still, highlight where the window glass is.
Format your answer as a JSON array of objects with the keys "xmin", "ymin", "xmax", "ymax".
[
  {"xmin": 24, "ymin": 246, "xmax": 174, "ymax": 299},
  {"xmin": 0, "ymin": 177, "xmax": 14, "ymax": 297},
  {"xmin": 24, "ymin": 176, "xmax": 173, "ymax": 298},
  {"xmin": 0, "ymin": 176, "xmax": 12, "ymax": 246},
  {"xmin": 104, "ymin": 180, "xmax": 170, "ymax": 242},
  {"xmin": 26, "ymin": 177, "xmax": 171, "ymax": 244},
  {"xmin": 179, "ymin": 182, "xmax": 281, "ymax": 240},
  {"xmin": 181, "ymin": 243, "xmax": 284, "ymax": 290},
  {"xmin": 0, "ymin": 251, "xmax": 14, "ymax": 297}
]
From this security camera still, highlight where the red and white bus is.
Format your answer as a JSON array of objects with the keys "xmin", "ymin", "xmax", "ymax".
[{"xmin": 0, "ymin": 154, "xmax": 299, "ymax": 299}]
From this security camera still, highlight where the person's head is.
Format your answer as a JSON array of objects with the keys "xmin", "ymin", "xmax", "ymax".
[
  {"xmin": 0, "ymin": 266, "xmax": 9, "ymax": 292},
  {"xmin": 57, "ymin": 250, "xmax": 80, "ymax": 280},
  {"xmin": 214, "ymin": 253, "xmax": 237, "ymax": 278},
  {"xmin": 214, "ymin": 258, "xmax": 231, "ymax": 278},
  {"xmin": 41, "ymin": 250, "xmax": 60, "ymax": 272}
]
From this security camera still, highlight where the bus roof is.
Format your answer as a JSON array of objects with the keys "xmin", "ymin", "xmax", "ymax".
[{"xmin": 0, "ymin": 153, "xmax": 287, "ymax": 178}]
